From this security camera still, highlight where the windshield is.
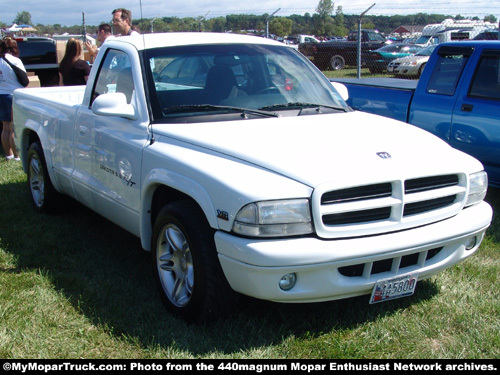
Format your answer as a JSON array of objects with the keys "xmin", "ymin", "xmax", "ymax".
[
  {"xmin": 144, "ymin": 43, "xmax": 349, "ymax": 121},
  {"xmin": 417, "ymin": 45, "xmax": 437, "ymax": 56}
]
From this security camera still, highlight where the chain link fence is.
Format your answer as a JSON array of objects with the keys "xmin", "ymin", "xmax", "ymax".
[{"xmin": 300, "ymin": 19, "xmax": 499, "ymax": 79}]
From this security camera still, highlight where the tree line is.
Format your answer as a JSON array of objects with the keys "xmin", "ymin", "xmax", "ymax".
[{"xmin": 3, "ymin": 2, "xmax": 498, "ymax": 39}]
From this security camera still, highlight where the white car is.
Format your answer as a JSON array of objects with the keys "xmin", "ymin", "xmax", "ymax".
[{"xmin": 388, "ymin": 45, "xmax": 437, "ymax": 77}]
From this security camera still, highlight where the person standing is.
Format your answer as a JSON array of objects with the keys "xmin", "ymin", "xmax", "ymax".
[
  {"xmin": 0, "ymin": 37, "xmax": 25, "ymax": 161},
  {"xmin": 58, "ymin": 38, "xmax": 91, "ymax": 86},
  {"xmin": 85, "ymin": 23, "xmax": 113, "ymax": 60},
  {"xmin": 112, "ymin": 8, "xmax": 140, "ymax": 36}
]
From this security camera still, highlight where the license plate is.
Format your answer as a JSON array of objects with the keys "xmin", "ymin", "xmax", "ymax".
[{"xmin": 369, "ymin": 273, "xmax": 418, "ymax": 304}]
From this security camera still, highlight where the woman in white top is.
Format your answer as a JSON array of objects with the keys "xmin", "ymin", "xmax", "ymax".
[{"xmin": 0, "ymin": 37, "xmax": 26, "ymax": 161}]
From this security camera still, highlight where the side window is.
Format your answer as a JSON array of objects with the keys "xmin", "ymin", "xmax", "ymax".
[
  {"xmin": 426, "ymin": 46, "xmax": 473, "ymax": 96},
  {"xmin": 469, "ymin": 51, "xmax": 500, "ymax": 100},
  {"xmin": 91, "ymin": 49, "xmax": 134, "ymax": 105}
]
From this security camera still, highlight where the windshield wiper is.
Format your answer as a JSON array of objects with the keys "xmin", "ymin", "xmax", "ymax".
[
  {"xmin": 259, "ymin": 102, "xmax": 348, "ymax": 113},
  {"xmin": 163, "ymin": 104, "xmax": 279, "ymax": 118}
]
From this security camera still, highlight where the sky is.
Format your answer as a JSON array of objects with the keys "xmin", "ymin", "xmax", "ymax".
[{"xmin": 1, "ymin": 0, "xmax": 499, "ymax": 27}]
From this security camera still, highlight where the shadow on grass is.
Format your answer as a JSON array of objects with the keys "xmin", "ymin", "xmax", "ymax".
[{"xmin": 0, "ymin": 177, "xmax": 440, "ymax": 356}]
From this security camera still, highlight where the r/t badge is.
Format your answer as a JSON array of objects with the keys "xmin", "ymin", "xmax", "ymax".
[{"xmin": 377, "ymin": 152, "xmax": 392, "ymax": 159}]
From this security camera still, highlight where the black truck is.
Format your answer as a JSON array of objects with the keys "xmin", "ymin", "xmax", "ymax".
[
  {"xmin": 16, "ymin": 37, "xmax": 59, "ymax": 86},
  {"xmin": 302, "ymin": 30, "xmax": 389, "ymax": 71}
]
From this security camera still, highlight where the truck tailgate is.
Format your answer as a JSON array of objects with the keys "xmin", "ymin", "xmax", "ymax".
[{"xmin": 331, "ymin": 78, "xmax": 417, "ymax": 122}]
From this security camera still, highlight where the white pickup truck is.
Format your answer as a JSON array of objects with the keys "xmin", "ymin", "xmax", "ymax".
[{"xmin": 13, "ymin": 33, "xmax": 492, "ymax": 323}]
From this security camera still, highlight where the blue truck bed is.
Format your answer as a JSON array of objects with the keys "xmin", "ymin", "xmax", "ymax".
[{"xmin": 330, "ymin": 78, "xmax": 417, "ymax": 122}]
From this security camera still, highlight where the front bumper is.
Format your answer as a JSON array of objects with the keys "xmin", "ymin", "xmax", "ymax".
[{"xmin": 215, "ymin": 201, "xmax": 492, "ymax": 303}]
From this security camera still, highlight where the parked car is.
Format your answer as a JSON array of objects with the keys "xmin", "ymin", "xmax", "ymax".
[
  {"xmin": 473, "ymin": 30, "xmax": 499, "ymax": 40},
  {"xmin": 387, "ymin": 44, "xmax": 438, "ymax": 78},
  {"xmin": 307, "ymin": 29, "xmax": 389, "ymax": 70},
  {"xmin": 366, "ymin": 43, "xmax": 423, "ymax": 73}
]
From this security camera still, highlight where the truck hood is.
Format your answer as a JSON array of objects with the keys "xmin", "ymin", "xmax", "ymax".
[{"xmin": 158, "ymin": 111, "xmax": 482, "ymax": 187}]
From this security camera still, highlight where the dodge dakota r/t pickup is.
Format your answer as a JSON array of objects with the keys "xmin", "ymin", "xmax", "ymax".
[
  {"xmin": 331, "ymin": 41, "xmax": 500, "ymax": 188},
  {"xmin": 13, "ymin": 33, "xmax": 492, "ymax": 323}
]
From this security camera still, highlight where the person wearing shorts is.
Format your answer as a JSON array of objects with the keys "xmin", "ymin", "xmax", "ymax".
[{"xmin": 0, "ymin": 37, "xmax": 25, "ymax": 161}]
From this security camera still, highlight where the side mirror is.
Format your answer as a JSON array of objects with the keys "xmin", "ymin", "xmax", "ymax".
[
  {"xmin": 331, "ymin": 82, "xmax": 349, "ymax": 101},
  {"xmin": 92, "ymin": 92, "xmax": 137, "ymax": 120}
]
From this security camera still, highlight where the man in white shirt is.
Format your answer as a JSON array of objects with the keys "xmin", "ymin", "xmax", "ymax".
[{"xmin": 112, "ymin": 8, "xmax": 140, "ymax": 36}]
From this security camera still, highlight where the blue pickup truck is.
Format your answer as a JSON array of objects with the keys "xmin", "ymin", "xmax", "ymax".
[{"xmin": 332, "ymin": 41, "xmax": 500, "ymax": 188}]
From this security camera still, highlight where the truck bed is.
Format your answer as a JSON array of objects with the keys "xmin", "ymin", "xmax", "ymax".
[
  {"xmin": 17, "ymin": 85, "xmax": 86, "ymax": 105},
  {"xmin": 330, "ymin": 78, "xmax": 417, "ymax": 122}
]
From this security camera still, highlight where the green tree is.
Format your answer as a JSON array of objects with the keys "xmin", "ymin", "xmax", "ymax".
[
  {"xmin": 269, "ymin": 17, "xmax": 293, "ymax": 37},
  {"xmin": 333, "ymin": 6, "xmax": 348, "ymax": 36},
  {"xmin": 314, "ymin": 0, "xmax": 336, "ymax": 36},
  {"xmin": 484, "ymin": 14, "xmax": 498, "ymax": 23},
  {"xmin": 13, "ymin": 11, "xmax": 32, "ymax": 25},
  {"xmin": 316, "ymin": 0, "xmax": 334, "ymax": 18}
]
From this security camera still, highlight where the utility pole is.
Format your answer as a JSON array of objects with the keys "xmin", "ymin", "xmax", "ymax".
[
  {"xmin": 357, "ymin": 3, "xmax": 375, "ymax": 78},
  {"xmin": 82, "ymin": 11, "xmax": 87, "ymax": 43},
  {"xmin": 199, "ymin": 11, "xmax": 210, "ymax": 32},
  {"xmin": 266, "ymin": 8, "xmax": 280, "ymax": 39},
  {"xmin": 150, "ymin": 16, "xmax": 158, "ymax": 33}
]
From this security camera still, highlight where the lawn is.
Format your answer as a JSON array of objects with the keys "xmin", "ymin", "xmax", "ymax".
[{"xmin": 0, "ymin": 156, "xmax": 498, "ymax": 359}]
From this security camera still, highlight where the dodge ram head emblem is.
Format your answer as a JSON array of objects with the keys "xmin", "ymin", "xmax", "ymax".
[{"xmin": 377, "ymin": 152, "xmax": 392, "ymax": 159}]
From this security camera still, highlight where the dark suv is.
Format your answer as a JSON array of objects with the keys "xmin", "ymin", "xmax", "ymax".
[{"xmin": 15, "ymin": 37, "xmax": 59, "ymax": 86}]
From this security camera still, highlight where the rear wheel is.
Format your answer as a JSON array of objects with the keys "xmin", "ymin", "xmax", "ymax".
[
  {"xmin": 152, "ymin": 200, "xmax": 236, "ymax": 323},
  {"xmin": 27, "ymin": 141, "xmax": 60, "ymax": 213},
  {"xmin": 329, "ymin": 55, "xmax": 345, "ymax": 70}
]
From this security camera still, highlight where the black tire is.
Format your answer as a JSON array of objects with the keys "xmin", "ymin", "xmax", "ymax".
[
  {"xmin": 152, "ymin": 200, "xmax": 237, "ymax": 323},
  {"xmin": 329, "ymin": 55, "xmax": 345, "ymax": 71},
  {"xmin": 27, "ymin": 141, "xmax": 60, "ymax": 213},
  {"xmin": 417, "ymin": 63, "xmax": 426, "ymax": 78}
]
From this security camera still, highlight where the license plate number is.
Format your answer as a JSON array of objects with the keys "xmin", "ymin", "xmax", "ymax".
[{"xmin": 370, "ymin": 273, "xmax": 418, "ymax": 304}]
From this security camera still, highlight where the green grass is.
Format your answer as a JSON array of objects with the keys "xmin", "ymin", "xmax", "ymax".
[{"xmin": 0, "ymin": 157, "xmax": 498, "ymax": 359}]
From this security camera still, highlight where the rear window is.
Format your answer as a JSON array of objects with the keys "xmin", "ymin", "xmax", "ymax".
[
  {"xmin": 426, "ymin": 46, "xmax": 473, "ymax": 96},
  {"xmin": 469, "ymin": 50, "xmax": 500, "ymax": 100},
  {"xmin": 17, "ymin": 39, "xmax": 57, "ymax": 65}
]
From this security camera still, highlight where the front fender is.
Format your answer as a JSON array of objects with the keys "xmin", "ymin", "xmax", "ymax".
[{"xmin": 140, "ymin": 168, "xmax": 218, "ymax": 251}]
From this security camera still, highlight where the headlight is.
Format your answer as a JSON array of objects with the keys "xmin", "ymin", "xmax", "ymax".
[
  {"xmin": 466, "ymin": 171, "xmax": 488, "ymax": 207},
  {"xmin": 232, "ymin": 199, "xmax": 313, "ymax": 237}
]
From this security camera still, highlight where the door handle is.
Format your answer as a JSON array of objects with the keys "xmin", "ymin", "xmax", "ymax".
[{"xmin": 461, "ymin": 103, "xmax": 473, "ymax": 112}]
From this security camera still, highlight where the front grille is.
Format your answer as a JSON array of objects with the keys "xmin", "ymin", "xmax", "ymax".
[
  {"xmin": 323, "ymin": 207, "xmax": 391, "ymax": 225},
  {"xmin": 314, "ymin": 174, "xmax": 466, "ymax": 239},
  {"xmin": 339, "ymin": 247, "xmax": 443, "ymax": 277},
  {"xmin": 321, "ymin": 183, "xmax": 392, "ymax": 204},
  {"xmin": 403, "ymin": 195, "xmax": 457, "ymax": 216},
  {"xmin": 405, "ymin": 174, "xmax": 459, "ymax": 193}
]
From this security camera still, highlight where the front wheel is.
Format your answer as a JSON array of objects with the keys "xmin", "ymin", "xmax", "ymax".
[
  {"xmin": 152, "ymin": 200, "xmax": 236, "ymax": 323},
  {"xmin": 27, "ymin": 141, "xmax": 60, "ymax": 213}
]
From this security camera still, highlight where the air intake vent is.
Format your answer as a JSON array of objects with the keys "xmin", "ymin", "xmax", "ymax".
[
  {"xmin": 405, "ymin": 174, "xmax": 459, "ymax": 194},
  {"xmin": 321, "ymin": 183, "xmax": 392, "ymax": 204}
]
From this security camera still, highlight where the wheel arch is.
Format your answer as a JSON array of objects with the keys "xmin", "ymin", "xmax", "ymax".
[{"xmin": 140, "ymin": 170, "xmax": 219, "ymax": 252}]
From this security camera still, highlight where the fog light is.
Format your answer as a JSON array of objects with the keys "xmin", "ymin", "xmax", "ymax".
[
  {"xmin": 279, "ymin": 273, "xmax": 297, "ymax": 291},
  {"xmin": 465, "ymin": 236, "xmax": 477, "ymax": 250}
]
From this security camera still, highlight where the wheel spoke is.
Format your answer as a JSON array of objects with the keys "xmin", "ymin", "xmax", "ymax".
[{"xmin": 157, "ymin": 223, "xmax": 194, "ymax": 307}]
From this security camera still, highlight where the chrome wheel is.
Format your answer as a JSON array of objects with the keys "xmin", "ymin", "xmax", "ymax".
[
  {"xmin": 156, "ymin": 223, "xmax": 194, "ymax": 307},
  {"xmin": 29, "ymin": 152, "xmax": 45, "ymax": 208}
]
